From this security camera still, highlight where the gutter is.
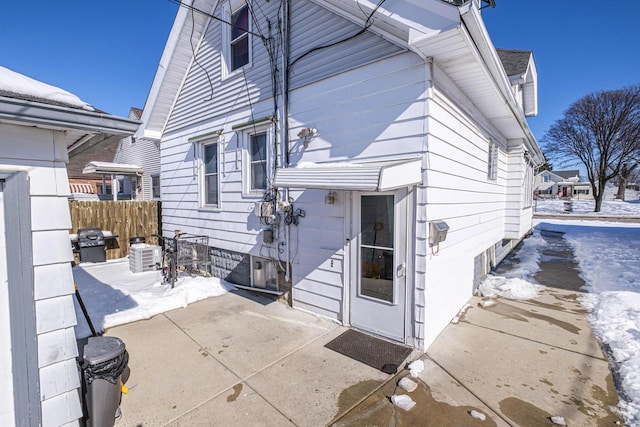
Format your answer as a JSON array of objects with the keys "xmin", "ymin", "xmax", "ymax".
[{"xmin": 0, "ymin": 96, "xmax": 141, "ymax": 136}]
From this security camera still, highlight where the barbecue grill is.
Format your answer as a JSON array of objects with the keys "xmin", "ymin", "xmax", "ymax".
[{"xmin": 77, "ymin": 228, "xmax": 106, "ymax": 263}]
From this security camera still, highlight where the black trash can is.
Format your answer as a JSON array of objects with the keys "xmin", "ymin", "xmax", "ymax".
[{"xmin": 82, "ymin": 336, "xmax": 128, "ymax": 427}]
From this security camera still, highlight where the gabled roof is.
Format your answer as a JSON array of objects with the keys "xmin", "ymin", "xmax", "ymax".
[
  {"xmin": 140, "ymin": 0, "xmax": 543, "ymax": 164},
  {"xmin": 554, "ymin": 170, "xmax": 580, "ymax": 179},
  {"xmin": 496, "ymin": 49, "xmax": 532, "ymax": 77}
]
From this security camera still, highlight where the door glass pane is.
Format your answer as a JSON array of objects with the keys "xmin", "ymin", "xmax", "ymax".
[
  {"xmin": 360, "ymin": 248, "xmax": 394, "ymax": 302},
  {"xmin": 360, "ymin": 195, "xmax": 394, "ymax": 303},
  {"xmin": 361, "ymin": 195, "xmax": 393, "ymax": 248}
]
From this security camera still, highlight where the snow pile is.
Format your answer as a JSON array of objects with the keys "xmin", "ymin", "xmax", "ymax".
[
  {"xmin": 537, "ymin": 220, "xmax": 640, "ymax": 424},
  {"xmin": 479, "ymin": 275, "xmax": 545, "ymax": 300},
  {"xmin": 535, "ymin": 199, "xmax": 640, "ymax": 216},
  {"xmin": 581, "ymin": 292, "xmax": 640, "ymax": 421},
  {"xmin": 0, "ymin": 65, "xmax": 95, "ymax": 110},
  {"xmin": 73, "ymin": 258, "xmax": 234, "ymax": 338}
]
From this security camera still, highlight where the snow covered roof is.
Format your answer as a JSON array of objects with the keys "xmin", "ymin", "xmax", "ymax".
[
  {"xmin": 0, "ymin": 65, "xmax": 95, "ymax": 111},
  {"xmin": 0, "ymin": 66, "xmax": 140, "ymax": 154}
]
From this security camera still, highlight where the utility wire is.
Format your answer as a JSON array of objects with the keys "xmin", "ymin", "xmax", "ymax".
[
  {"xmin": 188, "ymin": 6, "xmax": 214, "ymax": 101},
  {"xmin": 167, "ymin": 0, "xmax": 267, "ymax": 40},
  {"xmin": 289, "ymin": 0, "xmax": 387, "ymax": 69}
]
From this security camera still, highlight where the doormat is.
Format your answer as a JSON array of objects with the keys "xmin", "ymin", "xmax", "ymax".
[{"xmin": 324, "ymin": 329, "xmax": 412, "ymax": 373}]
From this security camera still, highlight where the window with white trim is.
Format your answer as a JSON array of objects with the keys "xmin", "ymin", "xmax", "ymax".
[
  {"xmin": 249, "ymin": 132, "xmax": 267, "ymax": 191},
  {"xmin": 199, "ymin": 139, "xmax": 220, "ymax": 207},
  {"xmin": 487, "ymin": 140, "xmax": 498, "ymax": 181},
  {"xmin": 223, "ymin": 2, "xmax": 250, "ymax": 75},
  {"xmin": 151, "ymin": 174, "xmax": 161, "ymax": 199},
  {"xmin": 543, "ymin": 174, "xmax": 550, "ymax": 182}
]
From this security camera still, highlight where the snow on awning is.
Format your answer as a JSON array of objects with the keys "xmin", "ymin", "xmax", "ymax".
[
  {"xmin": 69, "ymin": 183, "xmax": 95, "ymax": 194},
  {"xmin": 83, "ymin": 161, "xmax": 143, "ymax": 175},
  {"xmin": 274, "ymin": 158, "xmax": 422, "ymax": 191}
]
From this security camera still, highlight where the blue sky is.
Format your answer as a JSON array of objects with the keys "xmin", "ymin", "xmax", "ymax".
[
  {"xmin": 0, "ymin": 0, "xmax": 178, "ymax": 117},
  {"xmin": 1, "ymin": 1, "xmax": 639, "ymax": 149}
]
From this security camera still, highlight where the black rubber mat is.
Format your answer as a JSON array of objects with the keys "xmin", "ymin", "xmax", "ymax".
[{"xmin": 324, "ymin": 329, "xmax": 412, "ymax": 373}]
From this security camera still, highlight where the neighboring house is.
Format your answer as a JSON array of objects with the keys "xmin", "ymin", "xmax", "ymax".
[
  {"xmin": 113, "ymin": 107, "xmax": 161, "ymax": 200},
  {"xmin": 534, "ymin": 170, "xmax": 632, "ymax": 201},
  {"xmin": 67, "ymin": 107, "xmax": 145, "ymax": 201},
  {"xmin": 140, "ymin": 0, "xmax": 544, "ymax": 350},
  {"xmin": 534, "ymin": 170, "xmax": 580, "ymax": 198},
  {"xmin": 0, "ymin": 66, "xmax": 138, "ymax": 425}
]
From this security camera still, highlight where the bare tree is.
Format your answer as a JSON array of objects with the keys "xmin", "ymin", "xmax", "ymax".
[
  {"xmin": 615, "ymin": 163, "xmax": 638, "ymax": 201},
  {"xmin": 543, "ymin": 85, "xmax": 640, "ymax": 212}
]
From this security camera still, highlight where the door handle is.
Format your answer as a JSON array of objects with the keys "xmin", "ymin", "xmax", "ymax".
[{"xmin": 397, "ymin": 262, "xmax": 406, "ymax": 278}]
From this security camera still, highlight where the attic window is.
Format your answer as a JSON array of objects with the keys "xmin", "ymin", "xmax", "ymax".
[{"xmin": 230, "ymin": 4, "xmax": 249, "ymax": 71}]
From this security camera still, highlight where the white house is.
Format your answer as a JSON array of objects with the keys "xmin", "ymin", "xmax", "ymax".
[
  {"xmin": 141, "ymin": 0, "xmax": 543, "ymax": 350},
  {"xmin": 535, "ymin": 169, "xmax": 580, "ymax": 198},
  {"xmin": 112, "ymin": 107, "xmax": 162, "ymax": 200},
  {"xmin": 0, "ymin": 66, "xmax": 139, "ymax": 426}
]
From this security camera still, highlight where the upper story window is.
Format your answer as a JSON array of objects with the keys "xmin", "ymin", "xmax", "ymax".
[
  {"xmin": 230, "ymin": 4, "xmax": 250, "ymax": 72},
  {"xmin": 249, "ymin": 132, "xmax": 267, "ymax": 191},
  {"xmin": 543, "ymin": 174, "xmax": 550, "ymax": 182}
]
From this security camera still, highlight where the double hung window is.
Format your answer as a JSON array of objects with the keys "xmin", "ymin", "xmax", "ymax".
[
  {"xmin": 230, "ymin": 4, "xmax": 250, "ymax": 72},
  {"xmin": 249, "ymin": 132, "xmax": 267, "ymax": 191},
  {"xmin": 201, "ymin": 140, "xmax": 219, "ymax": 207}
]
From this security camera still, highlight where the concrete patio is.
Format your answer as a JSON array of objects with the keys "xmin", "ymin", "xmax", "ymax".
[{"xmin": 107, "ymin": 230, "xmax": 623, "ymax": 426}]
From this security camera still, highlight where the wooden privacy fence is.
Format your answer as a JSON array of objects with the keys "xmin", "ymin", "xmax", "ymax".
[{"xmin": 69, "ymin": 201, "xmax": 161, "ymax": 260}]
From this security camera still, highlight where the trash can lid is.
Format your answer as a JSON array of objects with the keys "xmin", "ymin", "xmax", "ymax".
[{"xmin": 83, "ymin": 336, "xmax": 126, "ymax": 365}]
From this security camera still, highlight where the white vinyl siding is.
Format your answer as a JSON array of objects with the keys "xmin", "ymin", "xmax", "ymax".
[
  {"xmin": 420, "ymin": 78, "xmax": 510, "ymax": 348},
  {"xmin": 164, "ymin": 0, "xmax": 402, "ymax": 134},
  {"xmin": 113, "ymin": 135, "xmax": 160, "ymax": 201},
  {"xmin": 288, "ymin": 0, "xmax": 403, "ymax": 90},
  {"xmin": 0, "ymin": 123, "xmax": 81, "ymax": 425}
]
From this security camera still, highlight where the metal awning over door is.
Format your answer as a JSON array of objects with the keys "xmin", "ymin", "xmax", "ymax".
[{"xmin": 274, "ymin": 158, "xmax": 422, "ymax": 191}]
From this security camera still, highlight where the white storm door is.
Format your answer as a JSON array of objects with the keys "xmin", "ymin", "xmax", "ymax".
[{"xmin": 350, "ymin": 190, "xmax": 407, "ymax": 342}]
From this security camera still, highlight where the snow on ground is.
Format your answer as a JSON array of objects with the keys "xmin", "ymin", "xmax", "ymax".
[
  {"xmin": 72, "ymin": 258, "xmax": 234, "ymax": 339},
  {"xmin": 534, "ymin": 219, "xmax": 640, "ymax": 424},
  {"xmin": 534, "ymin": 199, "xmax": 640, "ymax": 216}
]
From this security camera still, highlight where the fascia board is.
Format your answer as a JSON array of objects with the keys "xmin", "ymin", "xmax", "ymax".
[
  {"xmin": 309, "ymin": 0, "xmax": 461, "ymax": 50},
  {"xmin": 136, "ymin": 3, "xmax": 191, "ymax": 139},
  {"xmin": 0, "ymin": 97, "xmax": 140, "ymax": 136},
  {"xmin": 460, "ymin": 6, "xmax": 544, "ymax": 165}
]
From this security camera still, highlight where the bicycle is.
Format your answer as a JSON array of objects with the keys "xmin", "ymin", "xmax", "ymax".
[{"xmin": 152, "ymin": 234, "xmax": 179, "ymax": 288}]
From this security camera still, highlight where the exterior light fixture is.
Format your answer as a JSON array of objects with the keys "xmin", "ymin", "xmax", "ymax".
[
  {"xmin": 325, "ymin": 191, "xmax": 337, "ymax": 205},
  {"xmin": 297, "ymin": 127, "xmax": 317, "ymax": 147}
]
